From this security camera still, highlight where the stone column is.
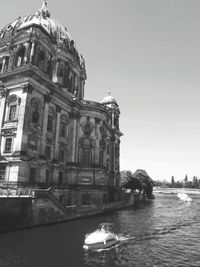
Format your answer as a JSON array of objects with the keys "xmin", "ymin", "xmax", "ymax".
[
  {"xmin": 23, "ymin": 42, "xmax": 29, "ymax": 64},
  {"xmin": 111, "ymin": 111, "xmax": 115, "ymax": 127},
  {"xmin": 54, "ymin": 105, "xmax": 61, "ymax": 159},
  {"xmin": 30, "ymin": 41, "xmax": 36, "ymax": 63},
  {"xmin": 110, "ymin": 135, "xmax": 116, "ymax": 185},
  {"xmin": 43, "ymin": 51, "xmax": 49, "ymax": 73},
  {"xmin": 52, "ymin": 60, "xmax": 59, "ymax": 83},
  {"xmin": 94, "ymin": 118, "xmax": 100, "ymax": 165},
  {"xmin": 8, "ymin": 45, "xmax": 16, "ymax": 70},
  {"xmin": 1, "ymin": 57, "xmax": 6, "ymax": 74},
  {"xmin": 80, "ymin": 78, "xmax": 85, "ymax": 100},
  {"xmin": 20, "ymin": 84, "xmax": 33, "ymax": 152}
]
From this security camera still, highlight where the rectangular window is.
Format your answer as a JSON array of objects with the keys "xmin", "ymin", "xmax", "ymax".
[
  {"xmin": 0, "ymin": 165, "xmax": 6, "ymax": 180},
  {"xmin": 46, "ymin": 170, "xmax": 50, "ymax": 184},
  {"xmin": 82, "ymin": 194, "xmax": 91, "ymax": 206},
  {"xmin": 9, "ymin": 105, "xmax": 17, "ymax": 120},
  {"xmin": 45, "ymin": 146, "xmax": 51, "ymax": 160},
  {"xmin": 5, "ymin": 138, "xmax": 12, "ymax": 153},
  {"xmin": 30, "ymin": 168, "xmax": 36, "ymax": 184},
  {"xmin": 47, "ymin": 115, "xmax": 53, "ymax": 132},
  {"xmin": 59, "ymin": 149, "xmax": 65, "ymax": 162},
  {"xmin": 81, "ymin": 148, "xmax": 91, "ymax": 166},
  {"xmin": 103, "ymin": 194, "xmax": 107, "ymax": 204},
  {"xmin": 107, "ymin": 144, "xmax": 110, "ymax": 155},
  {"xmin": 60, "ymin": 122, "xmax": 66, "ymax": 137},
  {"xmin": 58, "ymin": 172, "xmax": 63, "ymax": 185},
  {"xmin": 0, "ymin": 62, "xmax": 3, "ymax": 73}
]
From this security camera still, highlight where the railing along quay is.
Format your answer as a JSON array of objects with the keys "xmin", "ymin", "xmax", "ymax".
[{"xmin": 0, "ymin": 188, "xmax": 35, "ymax": 198}]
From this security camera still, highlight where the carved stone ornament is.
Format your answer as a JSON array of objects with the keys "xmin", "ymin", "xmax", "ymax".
[
  {"xmin": 44, "ymin": 95, "xmax": 51, "ymax": 103},
  {"xmin": 0, "ymin": 81, "xmax": 8, "ymax": 98},
  {"xmin": 95, "ymin": 118, "xmax": 100, "ymax": 124},
  {"xmin": 56, "ymin": 105, "xmax": 62, "ymax": 113},
  {"xmin": 22, "ymin": 84, "xmax": 34, "ymax": 94},
  {"xmin": 1, "ymin": 129, "xmax": 15, "ymax": 136},
  {"xmin": 69, "ymin": 110, "xmax": 80, "ymax": 120}
]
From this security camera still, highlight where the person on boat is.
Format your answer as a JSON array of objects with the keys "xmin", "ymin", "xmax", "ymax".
[{"xmin": 101, "ymin": 225, "xmax": 107, "ymax": 233}]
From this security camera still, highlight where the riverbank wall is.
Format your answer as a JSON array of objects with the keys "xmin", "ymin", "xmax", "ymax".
[{"xmin": 0, "ymin": 188, "xmax": 151, "ymax": 233}]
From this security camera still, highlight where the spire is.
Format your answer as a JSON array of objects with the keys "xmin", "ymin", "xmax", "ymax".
[
  {"xmin": 38, "ymin": 0, "xmax": 50, "ymax": 18},
  {"xmin": 108, "ymin": 90, "xmax": 111, "ymax": 96}
]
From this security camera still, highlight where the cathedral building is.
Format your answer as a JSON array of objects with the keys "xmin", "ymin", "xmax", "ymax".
[{"xmin": 0, "ymin": 1, "xmax": 123, "ymax": 207}]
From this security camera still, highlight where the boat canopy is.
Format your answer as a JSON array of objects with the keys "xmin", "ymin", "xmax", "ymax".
[{"xmin": 98, "ymin": 223, "xmax": 119, "ymax": 233}]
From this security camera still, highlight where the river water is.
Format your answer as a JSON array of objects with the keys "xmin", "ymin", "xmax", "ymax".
[{"xmin": 0, "ymin": 189, "xmax": 200, "ymax": 267}]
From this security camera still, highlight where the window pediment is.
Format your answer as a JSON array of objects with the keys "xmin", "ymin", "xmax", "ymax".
[{"xmin": 6, "ymin": 94, "xmax": 21, "ymax": 105}]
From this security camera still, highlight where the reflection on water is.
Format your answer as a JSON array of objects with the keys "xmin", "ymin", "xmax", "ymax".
[{"xmin": 0, "ymin": 190, "xmax": 200, "ymax": 267}]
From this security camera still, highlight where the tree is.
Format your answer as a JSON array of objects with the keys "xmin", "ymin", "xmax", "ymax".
[
  {"xmin": 120, "ymin": 170, "xmax": 133, "ymax": 186},
  {"xmin": 192, "ymin": 176, "xmax": 198, "ymax": 188},
  {"xmin": 184, "ymin": 174, "xmax": 189, "ymax": 188},
  {"xmin": 171, "ymin": 176, "xmax": 175, "ymax": 187}
]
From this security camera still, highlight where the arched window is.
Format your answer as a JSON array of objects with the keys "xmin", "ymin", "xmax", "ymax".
[
  {"xmin": 58, "ymin": 63, "xmax": 65, "ymax": 85},
  {"xmin": 15, "ymin": 46, "xmax": 25, "ymax": 67},
  {"xmin": 32, "ymin": 103, "xmax": 39, "ymax": 123},
  {"xmin": 47, "ymin": 106, "xmax": 56, "ymax": 133},
  {"xmin": 79, "ymin": 137, "xmax": 93, "ymax": 166},
  {"xmin": 99, "ymin": 140, "xmax": 104, "ymax": 165},
  {"xmin": 81, "ymin": 147, "xmax": 91, "ymax": 165},
  {"xmin": 0, "ymin": 164, "xmax": 6, "ymax": 180},
  {"xmin": 0, "ymin": 60, "xmax": 3, "ymax": 74},
  {"xmin": 60, "ymin": 122, "xmax": 66, "ymax": 137},
  {"xmin": 31, "ymin": 98, "xmax": 42, "ymax": 127},
  {"xmin": 59, "ymin": 145, "xmax": 65, "ymax": 162},
  {"xmin": 60, "ymin": 114, "xmax": 68, "ymax": 138},
  {"xmin": 59, "ymin": 64, "xmax": 65, "ymax": 78},
  {"xmin": 47, "ymin": 53, "xmax": 52, "ymax": 77},
  {"xmin": 6, "ymin": 95, "xmax": 20, "ymax": 122},
  {"xmin": 67, "ymin": 72, "xmax": 74, "ymax": 92},
  {"xmin": 47, "ymin": 115, "xmax": 53, "ymax": 132},
  {"xmin": 84, "ymin": 123, "xmax": 92, "ymax": 136},
  {"xmin": 37, "ymin": 50, "xmax": 45, "ymax": 71}
]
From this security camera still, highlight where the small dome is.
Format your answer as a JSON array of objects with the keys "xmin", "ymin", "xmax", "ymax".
[
  {"xmin": 101, "ymin": 91, "xmax": 118, "ymax": 107},
  {"xmin": 0, "ymin": 1, "xmax": 72, "ymax": 48}
]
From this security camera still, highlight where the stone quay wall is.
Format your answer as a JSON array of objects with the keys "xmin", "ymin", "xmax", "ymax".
[{"xmin": 0, "ymin": 188, "xmax": 148, "ymax": 233}]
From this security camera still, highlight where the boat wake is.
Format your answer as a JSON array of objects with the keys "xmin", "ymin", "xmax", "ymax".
[
  {"xmin": 118, "ymin": 234, "xmax": 136, "ymax": 242},
  {"xmin": 177, "ymin": 193, "xmax": 192, "ymax": 202}
]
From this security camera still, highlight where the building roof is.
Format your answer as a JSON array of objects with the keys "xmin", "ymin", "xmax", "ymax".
[{"xmin": 0, "ymin": 1, "xmax": 72, "ymax": 48}]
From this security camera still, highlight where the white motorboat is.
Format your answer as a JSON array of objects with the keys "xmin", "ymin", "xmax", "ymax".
[{"xmin": 83, "ymin": 222, "xmax": 119, "ymax": 250}]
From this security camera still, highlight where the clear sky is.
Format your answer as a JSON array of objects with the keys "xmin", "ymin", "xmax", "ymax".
[{"xmin": 1, "ymin": 0, "xmax": 200, "ymax": 181}]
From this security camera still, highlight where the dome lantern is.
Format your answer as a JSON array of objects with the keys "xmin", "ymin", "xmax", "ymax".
[
  {"xmin": 101, "ymin": 90, "xmax": 119, "ymax": 109},
  {"xmin": 37, "ymin": 0, "xmax": 50, "ymax": 18}
]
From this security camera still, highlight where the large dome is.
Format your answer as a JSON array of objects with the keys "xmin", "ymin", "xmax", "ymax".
[{"xmin": 0, "ymin": 1, "xmax": 72, "ymax": 47}]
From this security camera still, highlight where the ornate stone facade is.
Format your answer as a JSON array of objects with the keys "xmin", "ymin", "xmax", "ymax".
[{"xmin": 0, "ymin": 1, "xmax": 123, "ymax": 208}]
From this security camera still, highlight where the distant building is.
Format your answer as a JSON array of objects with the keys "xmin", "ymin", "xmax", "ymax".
[{"xmin": 0, "ymin": 1, "xmax": 123, "ymax": 207}]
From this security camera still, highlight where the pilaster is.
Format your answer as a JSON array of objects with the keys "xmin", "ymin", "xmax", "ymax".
[
  {"xmin": 14, "ymin": 87, "xmax": 27, "ymax": 152},
  {"xmin": 68, "ymin": 110, "xmax": 79, "ymax": 162},
  {"xmin": 54, "ymin": 105, "xmax": 61, "ymax": 159},
  {"xmin": 40, "ymin": 95, "xmax": 50, "ymax": 154},
  {"xmin": 0, "ymin": 82, "xmax": 8, "ymax": 128}
]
